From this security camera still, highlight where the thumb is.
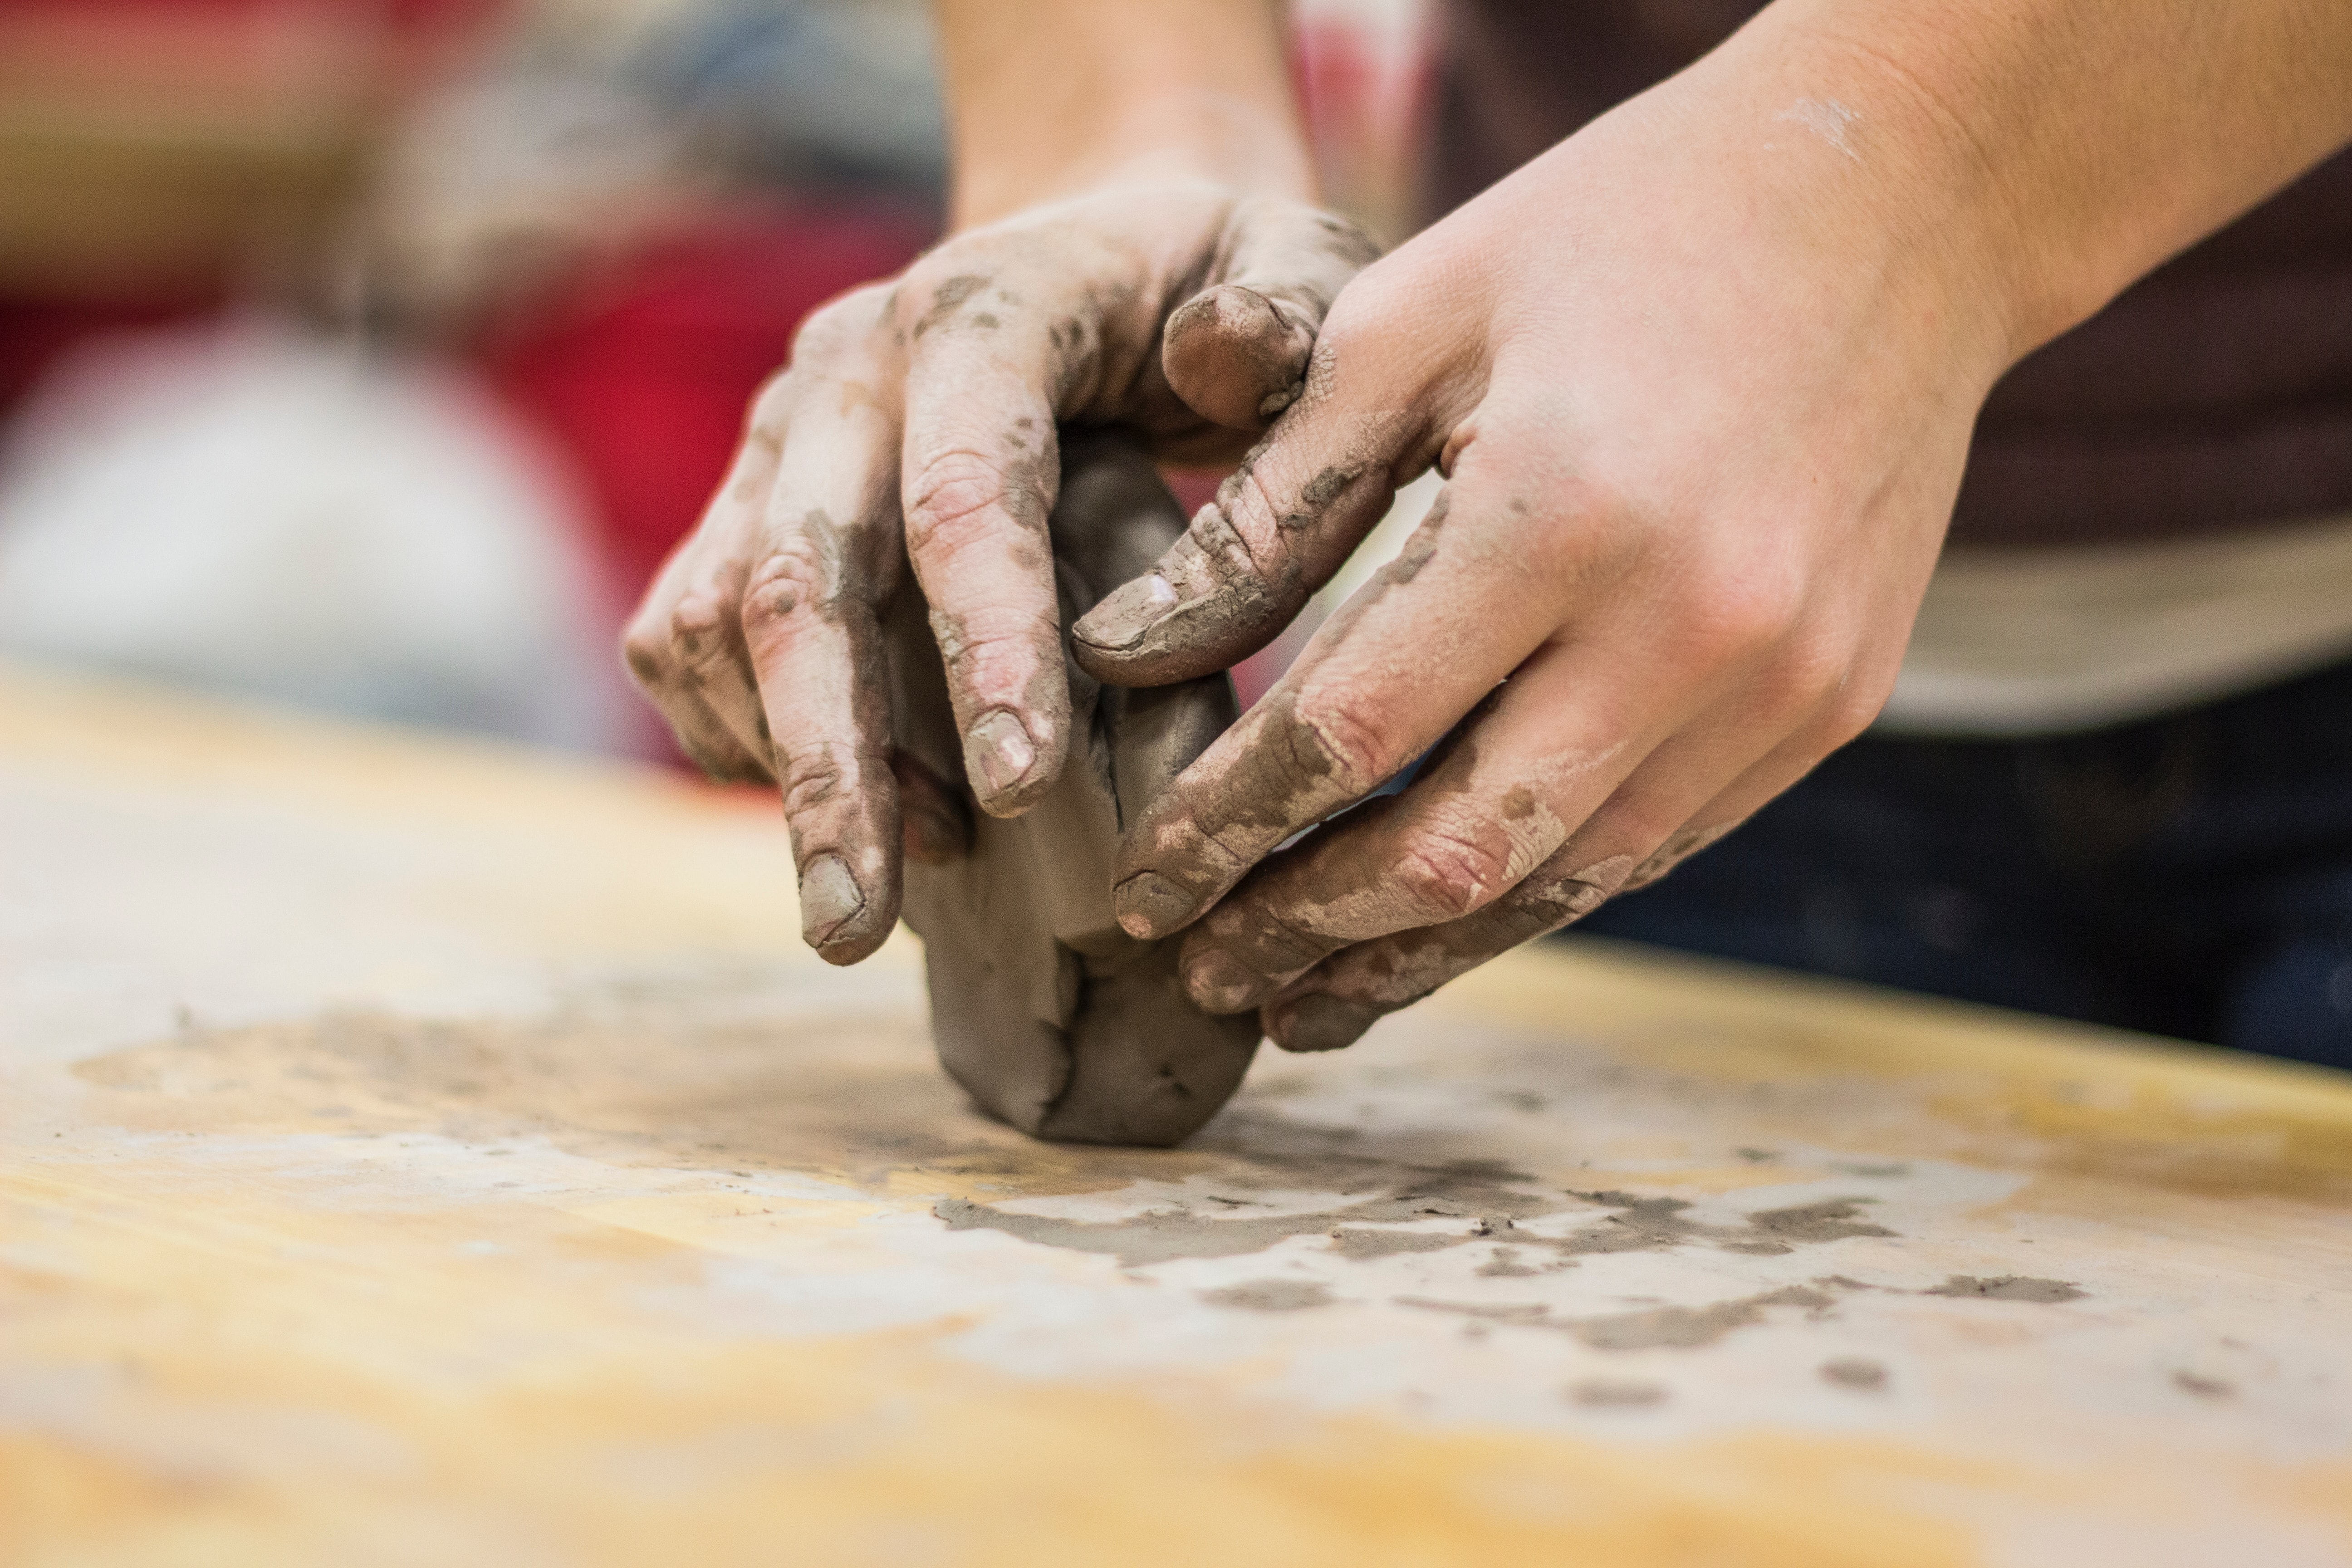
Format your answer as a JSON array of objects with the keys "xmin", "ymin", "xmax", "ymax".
[{"xmin": 1162, "ymin": 198, "xmax": 1379, "ymax": 432}]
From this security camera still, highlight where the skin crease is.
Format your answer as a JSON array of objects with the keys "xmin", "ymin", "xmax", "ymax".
[{"xmin": 627, "ymin": 0, "xmax": 2352, "ymax": 1079}]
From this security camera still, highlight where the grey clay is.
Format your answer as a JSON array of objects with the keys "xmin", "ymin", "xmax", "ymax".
[{"xmin": 888, "ymin": 429, "xmax": 1261, "ymax": 1145}]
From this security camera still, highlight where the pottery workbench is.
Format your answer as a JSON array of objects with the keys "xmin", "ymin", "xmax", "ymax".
[{"xmin": 5, "ymin": 662, "xmax": 2350, "ymax": 1568}]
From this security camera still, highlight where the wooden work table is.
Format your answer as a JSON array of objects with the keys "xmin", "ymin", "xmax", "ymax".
[{"xmin": 5, "ymin": 662, "xmax": 2350, "ymax": 1568}]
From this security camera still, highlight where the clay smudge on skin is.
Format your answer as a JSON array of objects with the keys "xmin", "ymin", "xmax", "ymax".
[
  {"xmin": 1622, "ymin": 821, "xmax": 1738, "ymax": 892},
  {"xmin": 1774, "ymin": 97, "xmax": 1863, "ymax": 161},
  {"xmin": 911, "ymin": 274, "xmax": 991, "ymax": 338},
  {"xmin": 1199, "ymin": 1279, "xmax": 1333, "ymax": 1312},
  {"xmin": 1070, "ymin": 416, "xmax": 1403, "ymax": 682},
  {"xmin": 1922, "ymin": 1274, "xmax": 2086, "ymax": 1303}
]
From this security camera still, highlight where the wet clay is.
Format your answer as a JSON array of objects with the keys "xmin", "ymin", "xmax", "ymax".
[
  {"xmin": 1922, "ymin": 1274, "xmax": 2086, "ymax": 1303},
  {"xmin": 932, "ymin": 1184, "xmax": 1901, "ymax": 1270},
  {"xmin": 889, "ymin": 429, "xmax": 1260, "ymax": 1146}
]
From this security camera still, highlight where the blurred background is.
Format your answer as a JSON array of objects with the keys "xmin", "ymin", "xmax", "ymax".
[{"xmin": 0, "ymin": 0, "xmax": 1434, "ymax": 760}]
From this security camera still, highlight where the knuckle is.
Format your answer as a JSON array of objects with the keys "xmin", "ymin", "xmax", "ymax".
[
  {"xmin": 1748, "ymin": 634, "xmax": 1848, "ymax": 725},
  {"xmin": 745, "ymin": 368, "xmax": 795, "ymax": 436},
  {"xmin": 619, "ymin": 618, "xmax": 672, "ymax": 690},
  {"xmin": 666, "ymin": 593, "xmax": 731, "ymax": 662},
  {"xmin": 1393, "ymin": 826, "xmax": 1517, "ymax": 922},
  {"xmin": 775, "ymin": 744, "xmax": 855, "ymax": 819},
  {"xmin": 739, "ymin": 543, "xmax": 832, "ymax": 634},
  {"xmin": 905, "ymin": 448, "xmax": 1026, "ymax": 554},
  {"xmin": 1818, "ymin": 668, "xmax": 1896, "ymax": 746},
  {"xmin": 1678, "ymin": 569, "xmax": 1806, "ymax": 667},
  {"xmin": 1286, "ymin": 691, "xmax": 1406, "ymax": 797},
  {"xmin": 792, "ymin": 286, "xmax": 887, "ymax": 360}
]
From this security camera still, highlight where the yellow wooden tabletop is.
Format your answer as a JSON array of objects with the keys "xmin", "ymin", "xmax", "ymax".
[{"xmin": 5, "ymin": 661, "xmax": 2349, "ymax": 1568}]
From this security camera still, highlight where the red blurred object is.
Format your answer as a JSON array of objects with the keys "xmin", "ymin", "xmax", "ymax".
[{"xmin": 486, "ymin": 204, "xmax": 934, "ymax": 617}]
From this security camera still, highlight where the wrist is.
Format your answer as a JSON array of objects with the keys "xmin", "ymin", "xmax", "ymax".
[{"xmin": 950, "ymin": 87, "xmax": 1313, "ymax": 231}]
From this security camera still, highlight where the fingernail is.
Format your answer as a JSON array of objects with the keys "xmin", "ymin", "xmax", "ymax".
[
  {"xmin": 1269, "ymin": 992, "xmax": 1378, "ymax": 1054},
  {"xmin": 965, "ymin": 710, "xmax": 1036, "ymax": 801},
  {"xmin": 1114, "ymin": 871, "xmax": 1201, "ymax": 938},
  {"xmin": 1183, "ymin": 943, "xmax": 1269, "ymax": 1014},
  {"xmin": 1073, "ymin": 573, "xmax": 1180, "ymax": 653},
  {"xmin": 798, "ymin": 853, "xmax": 866, "ymax": 948}
]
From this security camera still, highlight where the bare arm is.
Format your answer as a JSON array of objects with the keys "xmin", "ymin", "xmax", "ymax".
[
  {"xmin": 1760, "ymin": 0, "xmax": 2352, "ymax": 361},
  {"xmin": 937, "ymin": 0, "xmax": 1307, "ymax": 228}
]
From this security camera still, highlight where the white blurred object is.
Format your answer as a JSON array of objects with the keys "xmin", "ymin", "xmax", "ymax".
[{"xmin": 0, "ymin": 321, "xmax": 633, "ymax": 753}]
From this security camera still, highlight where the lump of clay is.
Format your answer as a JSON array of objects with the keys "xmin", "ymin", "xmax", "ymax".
[{"xmin": 887, "ymin": 428, "xmax": 1260, "ymax": 1145}]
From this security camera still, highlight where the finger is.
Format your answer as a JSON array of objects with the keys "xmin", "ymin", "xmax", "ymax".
[
  {"xmin": 1257, "ymin": 837, "xmax": 1634, "ymax": 1054},
  {"xmin": 623, "ymin": 606, "xmax": 765, "ymax": 781},
  {"xmin": 745, "ymin": 323, "xmax": 913, "ymax": 965},
  {"xmin": 1255, "ymin": 689, "xmax": 1867, "ymax": 1051},
  {"xmin": 620, "ymin": 431, "xmax": 782, "ymax": 783},
  {"xmin": 1172, "ymin": 633, "xmax": 1688, "ymax": 1013},
  {"xmin": 1162, "ymin": 199, "xmax": 1379, "ymax": 430},
  {"xmin": 1071, "ymin": 278, "xmax": 1450, "ymax": 687},
  {"xmin": 1107, "ymin": 478, "xmax": 1581, "ymax": 941},
  {"xmin": 896, "ymin": 269, "xmax": 1074, "ymax": 818}
]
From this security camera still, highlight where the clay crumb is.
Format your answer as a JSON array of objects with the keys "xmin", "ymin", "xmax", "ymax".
[
  {"xmin": 1567, "ymin": 1378, "xmax": 1667, "ymax": 1408},
  {"xmin": 1475, "ymin": 1245, "xmax": 1548, "ymax": 1279},
  {"xmin": 2172, "ymin": 1370, "xmax": 2234, "ymax": 1399},
  {"xmin": 1199, "ymin": 1279, "xmax": 1333, "ymax": 1313},
  {"xmin": 1821, "ymin": 1356, "xmax": 1888, "ymax": 1391},
  {"xmin": 1923, "ymin": 1274, "xmax": 2085, "ymax": 1303}
]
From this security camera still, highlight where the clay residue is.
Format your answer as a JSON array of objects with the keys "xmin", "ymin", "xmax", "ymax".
[
  {"xmin": 933, "ymin": 1161, "xmax": 1559, "ymax": 1269},
  {"xmin": 933, "ymin": 1181, "xmax": 1905, "ymax": 1270},
  {"xmin": 1566, "ymin": 1378, "xmax": 1667, "ymax": 1408},
  {"xmin": 1922, "ymin": 1274, "xmax": 2086, "ymax": 1303},
  {"xmin": 68, "ymin": 1001, "xmax": 1013, "ymax": 1189},
  {"xmin": 1400, "ymin": 1281, "xmax": 1850, "ymax": 1352},
  {"xmin": 1556, "ymin": 1191, "xmax": 1896, "ymax": 1260},
  {"xmin": 1198, "ymin": 1279, "xmax": 1334, "ymax": 1313},
  {"xmin": 1740, "ymin": 1200, "xmax": 1898, "ymax": 1248},
  {"xmin": 1822, "ymin": 1357, "xmax": 1889, "ymax": 1390}
]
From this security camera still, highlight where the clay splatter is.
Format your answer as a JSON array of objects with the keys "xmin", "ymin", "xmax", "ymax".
[
  {"xmin": 1200, "ymin": 1279, "xmax": 1334, "ymax": 1312},
  {"xmin": 1398, "ymin": 1281, "xmax": 1850, "ymax": 1351},
  {"xmin": 933, "ymin": 1184, "xmax": 1905, "ymax": 1269},
  {"xmin": 1822, "ymin": 1356, "xmax": 1889, "ymax": 1390},
  {"xmin": 1923, "ymin": 1275, "xmax": 2086, "ymax": 1303},
  {"xmin": 1566, "ymin": 1378, "xmax": 1667, "ymax": 1408}
]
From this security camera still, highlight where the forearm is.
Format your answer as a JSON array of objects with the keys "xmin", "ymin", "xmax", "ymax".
[
  {"xmin": 934, "ymin": 0, "xmax": 1308, "ymax": 230},
  {"xmin": 1725, "ymin": 0, "xmax": 2352, "ymax": 362}
]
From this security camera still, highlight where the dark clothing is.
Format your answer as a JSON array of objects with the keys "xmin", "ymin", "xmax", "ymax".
[
  {"xmin": 1436, "ymin": 1, "xmax": 2352, "ymax": 548},
  {"xmin": 1573, "ymin": 657, "xmax": 2352, "ymax": 1068}
]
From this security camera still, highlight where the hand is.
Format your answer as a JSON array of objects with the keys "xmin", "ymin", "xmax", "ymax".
[
  {"xmin": 621, "ymin": 182, "xmax": 1375, "ymax": 964},
  {"xmin": 1071, "ymin": 52, "xmax": 2021, "ymax": 1050}
]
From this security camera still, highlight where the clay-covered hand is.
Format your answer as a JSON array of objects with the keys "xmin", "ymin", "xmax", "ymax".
[
  {"xmin": 1069, "ymin": 50, "xmax": 2023, "ymax": 1052},
  {"xmin": 890, "ymin": 428, "xmax": 1258, "ymax": 1145},
  {"xmin": 620, "ymin": 184, "xmax": 1375, "ymax": 965}
]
